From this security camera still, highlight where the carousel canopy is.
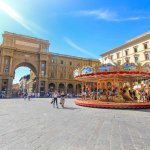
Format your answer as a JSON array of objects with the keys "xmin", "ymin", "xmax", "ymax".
[
  {"xmin": 74, "ymin": 62, "xmax": 150, "ymax": 82},
  {"xmin": 99, "ymin": 57, "xmax": 116, "ymax": 66}
]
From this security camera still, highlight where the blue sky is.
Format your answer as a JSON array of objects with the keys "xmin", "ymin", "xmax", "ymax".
[{"xmin": 0, "ymin": 0, "xmax": 150, "ymax": 83}]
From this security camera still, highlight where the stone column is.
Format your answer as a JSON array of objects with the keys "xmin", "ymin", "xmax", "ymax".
[
  {"xmin": 45, "ymin": 61, "xmax": 49, "ymax": 77},
  {"xmin": 7, "ymin": 77, "xmax": 13, "ymax": 98},
  {"xmin": 65, "ymin": 83, "xmax": 68, "ymax": 93},
  {"xmin": 1, "ymin": 56, "xmax": 4, "ymax": 73},
  {"xmin": 45, "ymin": 81, "xmax": 48, "ymax": 93},
  {"xmin": 55, "ymin": 83, "xmax": 59, "ymax": 92},
  {"xmin": 9, "ymin": 57, "xmax": 13, "ymax": 75},
  {"xmin": 35, "ymin": 78, "xmax": 41, "ymax": 94},
  {"xmin": 0, "ymin": 77, "xmax": 2, "ymax": 91},
  {"xmin": 73, "ymin": 83, "xmax": 76, "ymax": 95}
]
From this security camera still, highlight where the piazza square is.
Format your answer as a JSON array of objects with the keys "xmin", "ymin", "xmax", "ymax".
[
  {"xmin": 1, "ymin": 0, "xmax": 150, "ymax": 150},
  {"xmin": 0, "ymin": 98, "xmax": 150, "ymax": 150}
]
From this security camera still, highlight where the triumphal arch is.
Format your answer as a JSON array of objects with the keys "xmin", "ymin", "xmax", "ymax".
[{"xmin": 0, "ymin": 32, "xmax": 50, "ymax": 97}]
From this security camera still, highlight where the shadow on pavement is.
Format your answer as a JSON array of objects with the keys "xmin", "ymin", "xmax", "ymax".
[{"xmin": 59, "ymin": 107, "xmax": 80, "ymax": 110}]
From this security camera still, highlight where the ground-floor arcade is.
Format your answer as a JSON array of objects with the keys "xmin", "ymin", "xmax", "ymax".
[{"xmin": 0, "ymin": 76, "xmax": 82, "ymax": 97}]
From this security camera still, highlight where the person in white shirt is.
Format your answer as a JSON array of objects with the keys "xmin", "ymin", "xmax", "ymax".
[{"xmin": 53, "ymin": 90, "xmax": 59, "ymax": 108}]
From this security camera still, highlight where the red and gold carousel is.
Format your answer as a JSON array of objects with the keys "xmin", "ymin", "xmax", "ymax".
[{"xmin": 74, "ymin": 59, "xmax": 150, "ymax": 109}]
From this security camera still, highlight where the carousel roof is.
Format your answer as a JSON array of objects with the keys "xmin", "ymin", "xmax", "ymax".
[
  {"xmin": 74, "ymin": 62, "xmax": 150, "ymax": 82},
  {"xmin": 99, "ymin": 57, "xmax": 116, "ymax": 66}
]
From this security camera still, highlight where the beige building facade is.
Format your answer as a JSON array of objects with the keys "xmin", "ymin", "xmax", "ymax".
[
  {"xmin": 0, "ymin": 32, "xmax": 99, "ymax": 97},
  {"xmin": 100, "ymin": 32, "xmax": 150, "ymax": 65}
]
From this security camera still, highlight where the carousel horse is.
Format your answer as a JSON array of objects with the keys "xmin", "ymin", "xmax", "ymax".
[
  {"xmin": 122, "ymin": 87, "xmax": 133, "ymax": 102},
  {"xmin": 114, "ymin": 95, "xmax": 124, "ymax": 103}
]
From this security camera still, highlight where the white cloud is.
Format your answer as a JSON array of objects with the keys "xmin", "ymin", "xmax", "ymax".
[
  {"xmin": 122, "ymin": 16, "xmax": 150, "ymax": 21},
  {"xmin": 76, "ymin": 9, "xmax": 150, "ymax": 22},
  {"xmin": 0, "ymin": 1, "xmax": 46, "ymax": 35},
  {"xmin": 64, "ymin": 37, "xmax": 98, "ymax": 58},
  {"xmin": 76, "ymin": 9, "xmax": 118, "ymax": 21}
]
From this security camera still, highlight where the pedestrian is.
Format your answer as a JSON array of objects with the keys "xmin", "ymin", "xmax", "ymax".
[
  {"xmin": 53, "ymin": 90, "xmax": 59, "ymax": 108},
  {"xmin": 38, "ymin": 93, "xmax": 40, "ymax": 98},
  {"xmin": 28, "ymin": 92, "xmax": 31, "ymax": 101},
  {"xmin": 23, "ymin": 92, "xmax": 27, "ymax": 100},
  {"xmin": 60, "ymin": 91, "xmax": 66, "ymax": 108}
]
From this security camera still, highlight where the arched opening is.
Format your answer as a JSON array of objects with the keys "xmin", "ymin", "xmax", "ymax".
[
  {"xmin": 12, "ymin": 62, "xmax": 37, "ymax": 98},
  {"xmin": 58, "ymin": 83, "xmax": 65, "ymax": 93},
  {"xmin": 67, "ymin": 84, "xmax": 73, "ymax": 94},
  {"xmin": 76, "ymin": 84, "xmax": 81, "ymax": 94},
  {"xmin": 49, "ymin": 83, "xmax": 55, "ymax": 92}
]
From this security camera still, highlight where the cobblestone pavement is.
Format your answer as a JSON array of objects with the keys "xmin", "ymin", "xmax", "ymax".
[{"xmin": 0, "ymin": 98, "xmax": 149, "ymax": 150}]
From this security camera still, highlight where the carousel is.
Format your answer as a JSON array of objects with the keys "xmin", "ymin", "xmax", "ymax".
[{"xmin": 74, "ymin": 59, "xmax": 150, "ymax": 109}]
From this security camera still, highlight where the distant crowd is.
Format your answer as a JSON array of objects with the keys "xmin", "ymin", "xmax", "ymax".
[
  {"xmin": 21, "ymin": 90, "xmax": 68, "ymax": 108},
  {"xmin": 0, "ymin": 91, "xmax": 77, "ymax": 99},
  {"xmin": 0, "ymin": 91, "xmax": 6, "ymax": 98}
]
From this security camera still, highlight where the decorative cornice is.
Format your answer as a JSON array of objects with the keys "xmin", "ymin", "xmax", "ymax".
[
  {"xmin": 51, "ymin": 52, "xmax": 99, "ymax": 61},
  {"xmin": 3, "ymin": 31, "xmax": 49, "ymax": 44}
]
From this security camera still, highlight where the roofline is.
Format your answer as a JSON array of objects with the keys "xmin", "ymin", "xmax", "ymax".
[
  {"xmin": 51, "ymin": 52, "xmax": 99, "ymax": 61},
  {"xmin": 100, "ymin": 31, "xmax": 150, "ymax": 57},
  {"xmin": 3, "ymin": 31, "xmax": 49, "ymax": 44}
]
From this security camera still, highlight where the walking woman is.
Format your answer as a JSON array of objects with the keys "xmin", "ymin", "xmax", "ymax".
[
  {"xmin": 60, "ymin": 91, "xmax": 66, "ymax": 108},
  {"xmin": 53, "ymin": 90, "xmax": 59, "ymax": 108}
]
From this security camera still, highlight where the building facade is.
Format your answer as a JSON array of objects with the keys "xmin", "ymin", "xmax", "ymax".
[
  {"xmin": 19, "ymin": 74, "xmax": 30, "ymax": 93},
  {"xmin": 100, "ymin": 32, "xmax": 150, "ymax": 65},
  {"xmin": 0, "ymin": 32, "xmax": 99, "ymax": 97}
]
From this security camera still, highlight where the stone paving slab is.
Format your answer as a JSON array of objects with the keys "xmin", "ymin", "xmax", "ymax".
[{"xmin": 0, "ymin": 98, "xmax": 149, "ymax": 150}]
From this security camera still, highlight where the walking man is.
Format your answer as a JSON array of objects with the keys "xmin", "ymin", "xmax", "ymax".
[
  {"xmin": 28, "ymin": 92, "xmax": 31, "ymax": 101},
  {"xmin": 53, "ymin": 90, "xmax": 59, "ymax": 108},
  {"xmin": 60, "ymin": 91, "xmax": 66, "ymax": 108},
  {"xmin": 23, "ymin": 92, "xmax": 27, "ymax": 100}
]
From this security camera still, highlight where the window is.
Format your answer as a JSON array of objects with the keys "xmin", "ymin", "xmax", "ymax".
[
  {"xmin": 4, "ymin": 68, "xmax": 9, "ymax": 73},
  {"xmin": 125, "ymin": 57, "xmax": 130, "ymax": 63},
  {"xmin": 61, "ymin": 60, "xmax": 63, "ymax": 64},
  {"xmin": 117, "ymin": 60, "xmax": 121, "ymax": 64},
  {"xmin": 125, "ymin": 50, "xmax": 128, "ymax": 56},
  {"xmin": 42, "ymin": 63, "xmax": 45, "ymax": 70},
  {"xmin": 69, "ymin": 74, "xmax": 72, "ymax": 79},
  {"xmin": 145, "ymin": 53, "xmax": 150, "ymax": 60},
  {"xmin": 60, "ymin": 73, "xmax": 63, "ymax": 78},
  {"xmin": 41, "ymin": 71, "xmax": 44, "ymax": 76},
  {"xmin": 70, "ymin": 62, "xmax": 72, "ymax": 65},
  {"xmin": 117, "ymin": 53, "xmax": 120, "ymax": 59},
  {"xmin": 51, "ymin": 72, "xmax": 54, "ymax": 78},
  {"xmin": 133, "ymin": 47, "xmax": 138, "ymax": 53},
  {"xmin": 51, "ymin": 59, "xmax": 54, "ymax": 63},
  {"xmin": 135, "ymin": 56, "xmax": 138, "ymax": 63},
  {"xmin": 5, "ymin": 59, "xmax": 9, "ymax": 65},
  {"xmin": 143, "ymin": 43, "xmax": 148, "ymax": 49},
  {"xmin": 42, "ymin": 45, "xmax": 48, "ymax": 52},
  {"xmin": 41, "ymin": 61, "xmax": 46, "ymax": 76},
  {"xmin": 5, "ymin": 56, "xmax": 10, "ymax": 65},
  {"xmin": 110, "ymin": 55, "xmax": 113, "ymax": 60}
]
